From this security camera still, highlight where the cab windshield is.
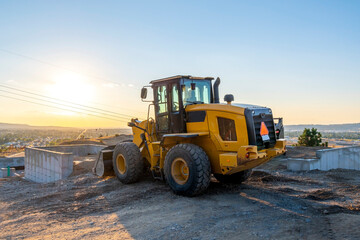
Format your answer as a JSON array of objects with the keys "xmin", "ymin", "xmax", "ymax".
[{"xmin": 181, "ymin": 80, "xmax": 211, "ymax": 106}]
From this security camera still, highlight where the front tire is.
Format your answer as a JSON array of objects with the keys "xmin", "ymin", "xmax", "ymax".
[
  {"xmin": 214, "ymin": 169, "xmax": 252, "ymax": 184},
  {"xmin": 164, "ymin": 144, "xmax": 211, "ymax": 196},
  {"xmin": 112, "ymin": 142, "xmax": 143, "ymax": 184}
]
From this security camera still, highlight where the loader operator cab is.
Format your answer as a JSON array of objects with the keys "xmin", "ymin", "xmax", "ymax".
[{"xmin": 142, "ymin": 75, "xmax": 215, "ymax": 138}]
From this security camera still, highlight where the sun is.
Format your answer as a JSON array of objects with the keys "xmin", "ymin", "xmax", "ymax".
[{"xmin": 46, "ymin": 72, "xmax": 95, "ymax": 106}]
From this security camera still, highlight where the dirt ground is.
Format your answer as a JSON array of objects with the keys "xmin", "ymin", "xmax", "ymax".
[{"xmin": 1, "ymin": 150, "xmax": 360, "ymax": 239}]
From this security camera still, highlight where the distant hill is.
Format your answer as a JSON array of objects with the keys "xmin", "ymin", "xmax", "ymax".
[
  {"xmin": 0, "ymin": 122, "xmax": 79, "ymax": 130},
  {"xmin": 285, "ymin": 123, "xmax": 360, "ymax": 132}
]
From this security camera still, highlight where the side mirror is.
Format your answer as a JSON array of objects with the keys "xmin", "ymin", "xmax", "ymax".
[{"xmin": 141, "ymin": 87, "xmax": 147, "ymax": 99}]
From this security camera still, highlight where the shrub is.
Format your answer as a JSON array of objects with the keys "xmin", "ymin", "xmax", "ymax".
[{"xmin": 298, "ymin": 128, "xmax": 322, "ymax": 146}]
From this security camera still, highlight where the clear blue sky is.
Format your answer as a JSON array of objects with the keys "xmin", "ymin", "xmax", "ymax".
[{"xmin": 0, "ymin": 0, "xmax": 359, "ymax": 127}]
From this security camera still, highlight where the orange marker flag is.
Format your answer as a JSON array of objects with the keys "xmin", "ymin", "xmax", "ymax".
[{"xmin": 260, "ymin": 122, "xmax": 269, "ymax": 136}]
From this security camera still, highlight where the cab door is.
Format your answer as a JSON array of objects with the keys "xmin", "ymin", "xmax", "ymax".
[
  {"xmin": 154, "ymin": 84, "xmax": 169, "ymax": 138},
  {"xmin": 169, "ymin": 83, "xmax": 183, "ymax": 133}
]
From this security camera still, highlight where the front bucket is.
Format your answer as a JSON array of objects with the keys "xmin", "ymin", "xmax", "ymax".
[{"xmin": 92, "ymin": 145, "xmax": 116, "ymax": 177}]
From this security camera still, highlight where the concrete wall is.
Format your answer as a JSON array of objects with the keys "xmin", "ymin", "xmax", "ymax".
[
  {"xmin": 316, "ymin": 146, "xmax": 360, "ymax": 171},
  {"xmin": 287, "ymin": 146, "xmax": 360, "ymax": 171},
  {"xmin": 24, "ymin": 144, "xmax": 105, "ymax": 183},
  {"xmin": 0, "ymin": 157, "xmax": 24, "ymax": 168},
  {"xmin": 25, "ymin": 148, "xmax": 73, "ymax": 183}
]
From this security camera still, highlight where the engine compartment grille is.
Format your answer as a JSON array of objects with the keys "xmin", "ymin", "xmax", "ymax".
[
  {"xmin": 253, "ymin": 114, "xmax": 276, "ymax": 149},
  {"xmin": 244, "ymin": 107, "xmax": 277, "ymax": 150}
]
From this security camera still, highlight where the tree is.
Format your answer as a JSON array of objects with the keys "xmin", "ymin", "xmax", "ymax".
[{"xmin": 298, "ymin": 128, "xmax": 322, "ymax": 146}]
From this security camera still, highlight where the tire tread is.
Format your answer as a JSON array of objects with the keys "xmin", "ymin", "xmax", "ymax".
[
  {"xmin": 165, "ymin": 143, "xmax": 211, "ymax": 196},
  {"xmin": 113, "ymin": 142, "xmax": 143, "ymax": 184}
]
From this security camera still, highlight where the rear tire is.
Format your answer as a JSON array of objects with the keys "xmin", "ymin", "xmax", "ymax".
[
  {"xmin": 164, "ymin": 144, "xmax": 211, "ymax": 196},
  {"xmin": 112, "ymin": 142, "xmax": 143, "ymax": 184},
  {"xmin": 214, "ymin": 169, "xmax": 252, "ymax": 184}
]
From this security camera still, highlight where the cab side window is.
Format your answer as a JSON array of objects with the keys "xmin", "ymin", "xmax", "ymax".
[
  {"xmin": 157, "ymin": 85, "xmax": 167, "ymax": 114},
  {"xmin": 218, "ymin": 117, "xmax": 237, "ymax": 141}
]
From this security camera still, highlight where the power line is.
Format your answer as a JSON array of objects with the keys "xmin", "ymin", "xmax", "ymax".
[
  {"xmin": 0, "ymin": 88, "xmax": 131, "ymax": 121},
  {"xmin": 0, "ymin": 48, "xmax": 125, "ymax": 86},
  {"xmin": 87, "ymin": 100, "xmax": 146, "ymax": 115},
  {"xmin": 0, "ymin": 48, "xmax": 147, "ymax": 120},
  {"xmin": 0, "ymin": 94, "xmax": 127, "ymax": 122},
  {"xmin": 1, "ymin": 83, "xmax": 145, "ymax": 118},
  {"xmin": 0, "ymin": 84, "xmax": 135, "ymax": 119}
]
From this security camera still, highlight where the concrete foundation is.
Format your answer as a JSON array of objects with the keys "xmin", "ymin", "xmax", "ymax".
[
  {"xmin": 25, "ymin": 144, "xmax": 104, "ymax": 183},
  {"xmin": 0, "ymin": 167, "xmax": 16, "ymax": 178},
  {"xmin": 316, "ymin": 146, "xmax": 360, "ymax": 171},
  {"xmin": 25, "ymin": 148, "xmax": 73, "ymax": 183},
  {"xmin": 39, "ymin": 144, "xmax": 105, "ymax": 157},
  {"xmin": 0, "ymin": 157, "xmax": 24, "ymax": 168},
  {"xmin": 287, "ymin": 158, "xmax": 319, "ymax": 171},
  {"xmin": 287, "ymin": 146, "xmax": 360, "ymax": 171}
]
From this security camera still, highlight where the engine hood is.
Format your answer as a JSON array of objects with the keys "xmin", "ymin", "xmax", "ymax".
[
  {"xmin": 185, "ymin": 103, "xmax": 246, "ymax": 115},
  {"xmin": 185, "ymin": 102, "xmax": 271, "ymax": 115}
]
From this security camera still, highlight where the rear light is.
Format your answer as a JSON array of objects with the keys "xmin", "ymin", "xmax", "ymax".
[{"xmin": 245, "ymin": 152, "xmax": 250, "ymax": 158}]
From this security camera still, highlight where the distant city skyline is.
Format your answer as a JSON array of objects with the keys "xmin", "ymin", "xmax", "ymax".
[{"xmin": 0, "ymin": 0, "xmax": 359, "ymax": 127}]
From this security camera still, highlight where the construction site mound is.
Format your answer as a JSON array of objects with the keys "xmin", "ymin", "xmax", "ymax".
[{"xmin": 59, "ymin": 134, "xmax": 133, "ymax": 146}]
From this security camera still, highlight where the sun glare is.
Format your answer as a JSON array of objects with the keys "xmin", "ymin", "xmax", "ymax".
[{"xmin": 46, "ymin": 72, "xmax": 95, "ymax": 107}]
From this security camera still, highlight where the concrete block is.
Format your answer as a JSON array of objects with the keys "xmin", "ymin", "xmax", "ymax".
[{"xmin": 287, "ymin": 158, "xmax": 319, "ymax": 171}]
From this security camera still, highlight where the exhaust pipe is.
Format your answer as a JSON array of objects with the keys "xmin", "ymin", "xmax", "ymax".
[{"xmin": 213, "ymin": 77, "xmax": 221, "ymax": 103}]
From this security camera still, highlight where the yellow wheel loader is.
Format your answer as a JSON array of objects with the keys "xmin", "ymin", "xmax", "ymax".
[{"xmin": 93, "ymin": 75, "xmax": 286, "ymax": 196}]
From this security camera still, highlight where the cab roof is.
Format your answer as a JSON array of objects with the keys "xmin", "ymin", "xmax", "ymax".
[{"xmin": 150, "ymin": 75, "xmax": 214, "ymax": 84}]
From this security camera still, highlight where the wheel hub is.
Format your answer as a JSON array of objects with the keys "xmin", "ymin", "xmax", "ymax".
[
  {"xmin": 116, "ymin": 154, "xmax": 126, "ymax": 174},
  {"xmin": 171, "ymin": 157, "xmax": 189, "ymax": 185}
]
